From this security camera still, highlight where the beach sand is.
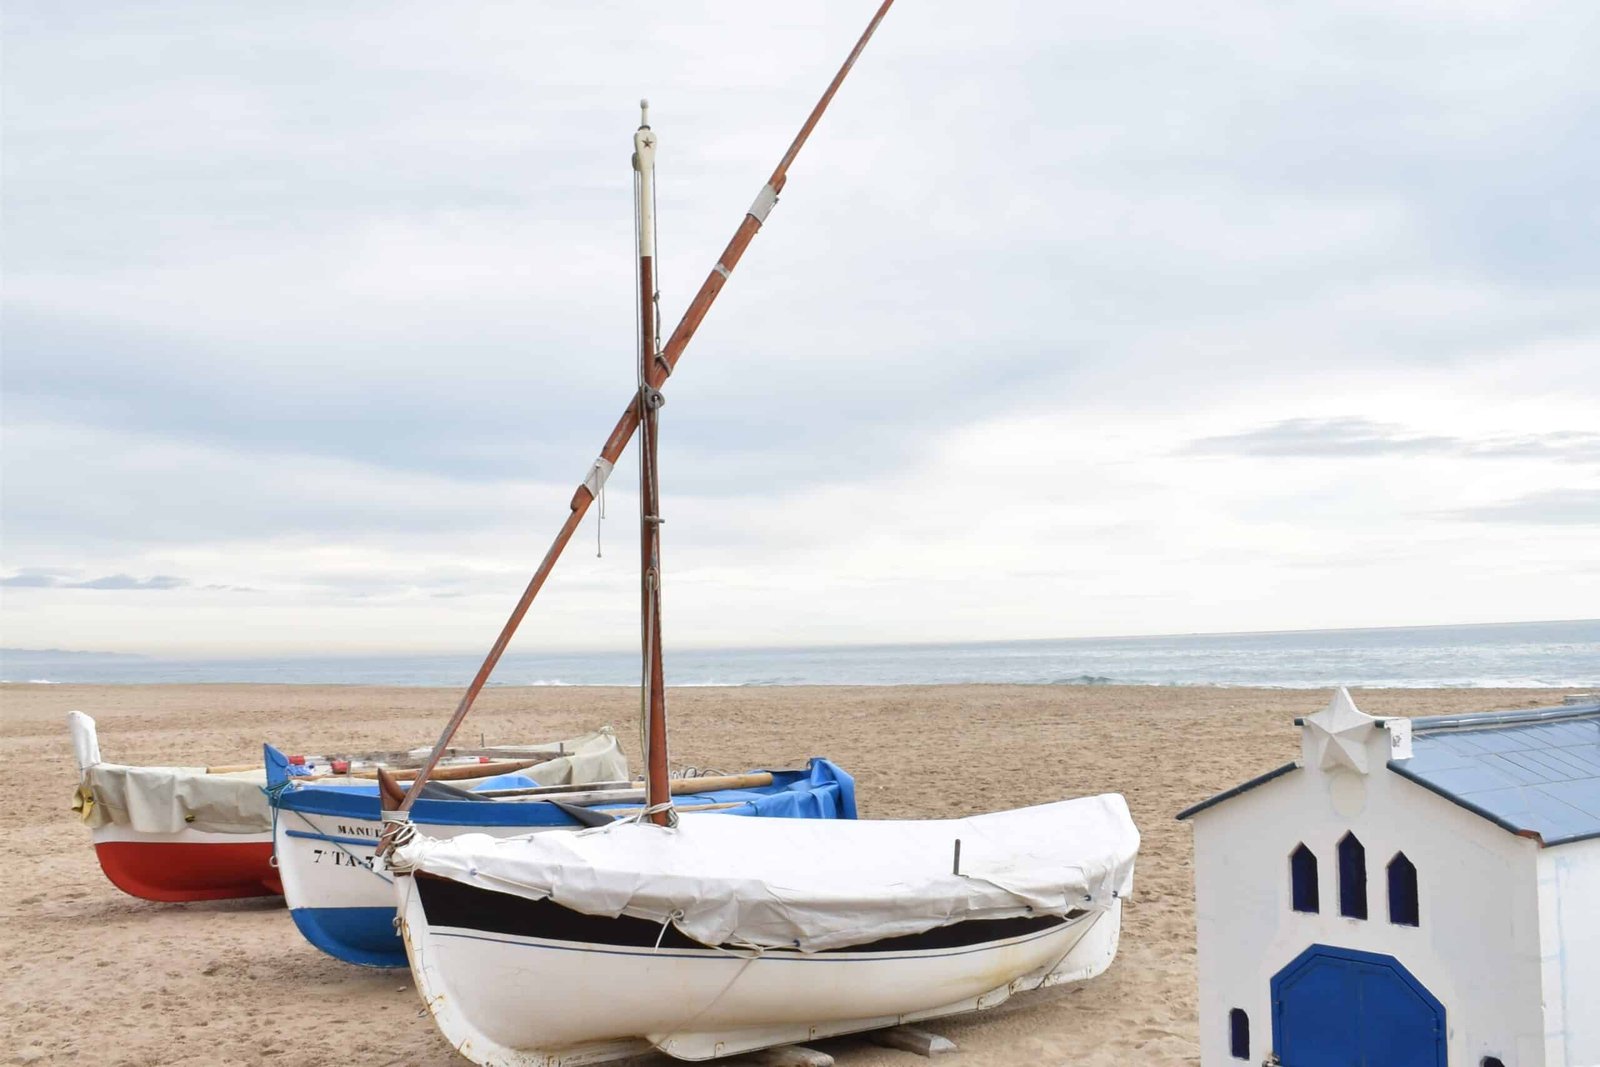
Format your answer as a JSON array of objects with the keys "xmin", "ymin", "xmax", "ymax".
[{"xmin": 0, "ymin": 683, "xmax": 1557, "ymax": 1066}]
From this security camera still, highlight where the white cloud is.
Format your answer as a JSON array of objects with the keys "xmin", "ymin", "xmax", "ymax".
[{"xmin": 4, "ymin": 0, "xmax": 1597, "ymax": 654}]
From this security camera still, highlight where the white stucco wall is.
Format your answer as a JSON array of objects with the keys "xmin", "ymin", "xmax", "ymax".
[
  {"xmin": 1539, "ymin": 838, "xmax": 1600, "ymax": 1067},
  {"xmin": 1189, "ymin": 721, "xmax": 1548, "ymax": 1066}
]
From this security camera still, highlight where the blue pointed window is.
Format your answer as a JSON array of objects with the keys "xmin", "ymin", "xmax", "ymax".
[
  {"xmin": 1290, "ymin": 844, "xmax": 1319, "ymax": 913},
  {"xmin": 1387, "ymin": 852, "xmax": 1419, "ymax": 926},
  {"xmin": 1338, "ymin": 832, "xmax": 1368, "ymax": 920}
]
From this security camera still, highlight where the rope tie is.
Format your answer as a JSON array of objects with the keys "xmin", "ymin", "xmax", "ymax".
[
  {"xmin": 653, "ymin": 908, "xmax": 686, "ymax": 953},
  {"xmin": 633, "ymin": 800, "xmax": 679, "ymax": 827},
  {"xmin": 656, "ymin": 943, "xmax": 765, "ymax": 1044},
  {"xmin": 265, "ymin": 780, "xmax": 291, "ymax": 866},
  {"xmin": 380, "ymin": 817, "xmax": 418, "ymax": 870}
]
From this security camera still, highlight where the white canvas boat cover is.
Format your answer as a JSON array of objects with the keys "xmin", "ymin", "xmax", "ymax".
[
  {"xmin": 68, "ymin": 712, "xmax": 627, "ymax": 835},
  {"xmin": 82, "ymin": 763, "xmax": 272, "ymax": 834},
  {"xmin": 394, "ymin": 793, "xmax": 1138, "ymax": 952},
  {"xmin": 505, "ymin": 730, "xmax": 629, "ymax": 789}
]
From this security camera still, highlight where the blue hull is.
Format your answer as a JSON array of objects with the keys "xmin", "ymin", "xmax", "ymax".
[{"xmin": 289, "ymin": 905, "xmax": 404, "ymax": 968}]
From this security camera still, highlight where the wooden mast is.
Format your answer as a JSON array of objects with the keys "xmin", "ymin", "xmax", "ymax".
[
  {"xmin": 633, "ymin": 104, "xmax": 673, "ymax": 826},
  {"xmin": 391, "ymin": 0, "xmax": 898, "ymax": 816}
]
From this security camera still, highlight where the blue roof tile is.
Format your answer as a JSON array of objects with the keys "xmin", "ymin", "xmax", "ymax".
[
  {"xmin": 1389, "ymin": 705, "xmax": 1600, "ymax": 846},
  {"xmin": 1544, "ymin": 779, "xmax": 1600, "ymax": 821}
]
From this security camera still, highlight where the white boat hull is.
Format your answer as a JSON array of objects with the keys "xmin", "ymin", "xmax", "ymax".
[{"xmin": 396, "ymin": 874, "xmax": 1121, "ymax": 1065}]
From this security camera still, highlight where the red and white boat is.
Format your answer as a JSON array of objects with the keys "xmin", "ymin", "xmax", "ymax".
[
  {"xmin": 69, "ymin": 711, "xmax": 283, "ymax": 901},
  {"xmin": 67, "ymin": 711, "xmax": 623, "ymax": 903}
]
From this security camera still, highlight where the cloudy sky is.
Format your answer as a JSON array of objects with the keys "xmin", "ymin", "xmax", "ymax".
[{"xmin": 3, "ymin": 0, "xmax": 1597, "ymax": 656}]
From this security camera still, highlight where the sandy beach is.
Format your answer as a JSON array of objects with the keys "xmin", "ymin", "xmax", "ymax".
[{"xmin": 0, "ymin": 682, "xmax": 1563, "ymax": 1066}]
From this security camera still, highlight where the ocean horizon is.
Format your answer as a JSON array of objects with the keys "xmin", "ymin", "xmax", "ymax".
[{"xmin": 3, "ymin": 619, "xmax": 1596, "ymax": 690}]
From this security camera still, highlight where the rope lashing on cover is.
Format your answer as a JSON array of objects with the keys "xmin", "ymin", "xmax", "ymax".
[
  {"xmin": 652, "ymin": 908, "xmax": 687, "ymax": 954},
  {"xmin": 657, "ymin": 944, "xmax": 765, "ymax": 1044},
  {"xmin": 378, "ymin": 817, "xmax": 417, "ymax": 869},
  {"xmin": 632, "ymin": 799, "xmax": 679, "ymax": 827}
]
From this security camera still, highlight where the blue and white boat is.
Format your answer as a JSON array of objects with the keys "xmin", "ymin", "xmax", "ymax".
[{"xmin": 269, "ymin": 737, "xmax": 856, "ymax": 967}]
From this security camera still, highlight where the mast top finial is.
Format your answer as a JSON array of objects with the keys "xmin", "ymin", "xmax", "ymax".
[{"xmin": 639, "ymin": 99, "xmax": 650, "ymax": 129}]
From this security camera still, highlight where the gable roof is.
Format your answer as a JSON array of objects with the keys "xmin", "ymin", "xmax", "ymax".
[
  {"xmin": 1176, "ymin": 699, "xmax": 1600, "ymax": 847},
  {"xmin": 1175, "ymin": 761, "xmax": 1299, "ymax": 822},
  {"xmin": 1387, "ymin": 702, "xmax": 1600, "ymax": 847}
]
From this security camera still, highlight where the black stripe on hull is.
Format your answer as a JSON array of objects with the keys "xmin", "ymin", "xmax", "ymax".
[{"xmin": 416, "ymin": 872, "xmax": 1083, "ymax": 954}]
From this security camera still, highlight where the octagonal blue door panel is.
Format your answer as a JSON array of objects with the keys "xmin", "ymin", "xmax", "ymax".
[{"xmin": 1271, "ymin": 945, "xmax": 1445, "ymax": 1066}]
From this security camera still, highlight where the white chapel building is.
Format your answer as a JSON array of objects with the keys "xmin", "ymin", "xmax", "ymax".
[{"xmin": 1178, "ymin": 690, "xmax": 1600, "ymax": 1067}]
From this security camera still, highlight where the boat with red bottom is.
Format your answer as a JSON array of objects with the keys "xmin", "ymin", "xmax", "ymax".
[{"xmin": 67, "ymin": 710, "xmax": 623, "ymax": 903}]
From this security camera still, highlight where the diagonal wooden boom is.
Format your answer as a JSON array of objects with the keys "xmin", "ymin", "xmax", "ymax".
[{"xmin": 396, "ymin": 0, "xmax": 898, "ymax": 813}]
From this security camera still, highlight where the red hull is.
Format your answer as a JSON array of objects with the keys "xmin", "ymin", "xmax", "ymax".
[{"xmin": 93, "ymin": 841, "xmax": 284, "ymax": 902}]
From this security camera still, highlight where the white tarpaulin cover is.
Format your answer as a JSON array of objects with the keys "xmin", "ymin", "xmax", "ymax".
[
  {"xmin": 510, "ymin": 732, "xmax": 629, "ymax": 789},
  {"xmin": 68, "ymin": 712, "xmax": 627, "ymax": 835},
  {"xmin": 396, "ymin": 793, "xmax": 1139, "ymax": 952},
  {"xmin": 83, "ymin": 763, "xmax": 271, "ymax": 834}
]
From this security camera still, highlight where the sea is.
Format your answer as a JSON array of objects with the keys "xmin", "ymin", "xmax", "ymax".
[{"xmin": 3, "ymin": 620, "xmax": 1596, "ymax": 690}]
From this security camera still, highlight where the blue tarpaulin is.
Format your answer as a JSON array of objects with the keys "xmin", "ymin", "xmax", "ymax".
[{"xmin": 266, "ymin": 744, "xmax": 856, "ymax": 827}]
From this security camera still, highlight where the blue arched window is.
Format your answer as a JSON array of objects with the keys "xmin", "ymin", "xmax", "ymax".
[
  {"xmin": 1338, "ymin": 832, "xmax": 1368, "ymax": 920},
  {"xmin": 1229, "ymin": 1008, "xmax": 1250, "ymax": 1059},
  {"xmin": 1387, "ymin": 852, "xmax": 1419, "ymax": 926},
  {"xmin": 1290, "ymin": 844, "xmax": 1319, "ymax": 913}
]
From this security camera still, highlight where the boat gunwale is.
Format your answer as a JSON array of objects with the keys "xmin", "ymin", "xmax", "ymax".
[{"xmin": 412, "ymin": 868, "xmax": 1093, "ymax": 958}]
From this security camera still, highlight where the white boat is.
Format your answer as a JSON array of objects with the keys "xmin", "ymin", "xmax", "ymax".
[
  {"xmin": 379, "ymin": 3, "xmax": 1138, "ymax": 1060},
  {"xmin": 272, "ymin": 735, "xmax": 854, "ymax": 967},
  {"xmin": 390, "ymin": 796, "xmax": 1136, "ymax": 1064}
]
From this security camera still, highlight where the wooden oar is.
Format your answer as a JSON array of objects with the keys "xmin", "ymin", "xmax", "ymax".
[
  {"xmin": 476, "ymin": 771, "xmax": 775, "ymax": 803},
  {"xmin": 605, "ymin": 800, "xmax": 748, "ymax": 816},
  {"xmin": 468, "ymin": 778, "xmax": 635, "ymax": 797},
  {"xmin": 344, "ymin": 756, "xmax": 556, "ymax": 782},
  {"xmin": 327, "ymin": 744, "xmax": 566, "ymax": 765},
  {"xmin": 569, "ymin": 800, "xmax": 754, "ymax": 825},
  {"xmin": 290, "ymin": 756, "xmax": 557, "ymax": 784},
  {"xmin": 209, "ymin": 745, "xmax": 568, "ymax": 777}
]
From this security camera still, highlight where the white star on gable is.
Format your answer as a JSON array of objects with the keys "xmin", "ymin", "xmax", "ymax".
[{"xmin": 1303, "ymin": 687, "xmax": 1378, "ymax": 774}]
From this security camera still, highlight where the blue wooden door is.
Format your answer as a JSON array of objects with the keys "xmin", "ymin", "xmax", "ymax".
[{"xmin": 1271, "ymin": 945, "xmax": 1445, "ymax": 1066}]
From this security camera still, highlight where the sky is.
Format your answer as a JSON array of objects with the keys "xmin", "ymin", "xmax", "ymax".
[{"xmin": 3, "ymin": 0, "xmax": 1598, "ymax": 656}]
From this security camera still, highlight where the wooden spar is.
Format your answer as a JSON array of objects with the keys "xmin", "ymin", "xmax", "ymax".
[
  {"xmin": 394, "ymin": 0, "xmax": 899, "ymax": 814},
  {"xmin": 614, "ymin": 800, "xmax": 745, "ymax": 816},
  {"xmin": 633, "ymin": 105, "xmax": 673, "ymax": 827},
  {"xmin": 343, "ymin": 756, "xmax": 553, "ymax": 782},
  {"xmin": 475, "ymin": 771, "xmax": 776, "ymax": 803},
  {"xmin": 211, "ymin": 745, "xmax": 565, "ymax": 776}
]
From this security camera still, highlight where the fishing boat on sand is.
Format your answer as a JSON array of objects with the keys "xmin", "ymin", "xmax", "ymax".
[
  {"xmin": 270, "ymin": 747, "xmax": 855, "ymax": 967},
  {"xmin": 378, "ymin": 3, "xmax": 1140, "ymax": 1062},
  {"xmin": 66, "ymin": 710, "xmax": 624, "ymax": 902}
]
